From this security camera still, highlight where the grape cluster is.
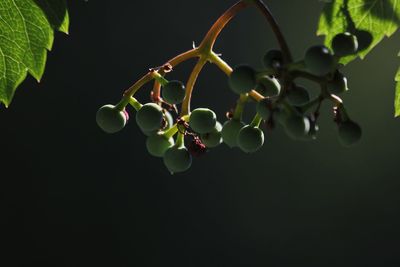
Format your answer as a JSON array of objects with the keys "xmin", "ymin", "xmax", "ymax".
[{"xmin": 96, "ymin": 31, "xmax": 363, "ymax": 174}]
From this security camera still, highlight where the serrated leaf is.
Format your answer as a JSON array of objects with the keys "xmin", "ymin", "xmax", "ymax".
[
  {"xmin": 0, "ymin": 0, "xmax": 69, "ymax": 107},
  {"xmin": 394, "ymin": 67, "xmax": 400, "ymax": 117},
  {"xmin": 318, "ymin": 0, "xmax": 400, "ymax": 64}
]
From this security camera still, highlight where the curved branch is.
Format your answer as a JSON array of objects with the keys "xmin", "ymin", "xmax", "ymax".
[
  {"xmin": 180, "ymin": 58, "xmax": 208, "ymax": 116},
  {"xmin": 253, "ymin": 0, "xmax": 293, "ymax": 63}
]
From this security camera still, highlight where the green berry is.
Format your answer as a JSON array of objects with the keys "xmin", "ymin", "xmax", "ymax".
[
  {"xmin": 228, "ymin": 65, "xmax": 257, "ymax": 94},
  {"xmin": 162, "ymin": 80, "xmax": 186, "ymax": 104},
  {"xmin": 136, "ymin": 103, "xmax": 164, "ymax": 132},
  {"xmin": 284, "ymin": 115, "xmax": 311, "ymax": 140},
  {"xmin": 256, "ymin": 98, "xmax": 272, "ymax": 120},
  {"xmin": 143, "ymin": 110, "xmax": 174, "ymax": 136},
  {"xmin": 221, "ymin": 119, "xmax": 245, "ymax": 148},
  {"xmin": 272, "ymin": 106, "xmax": 290, "ymax": 126},
  {"xmin": 298, "ymin": 123, "xmax": 319, "ymax": 141},
  {"xmin": 286, "ymin": 86, "xmax": 310, "ymax": 106},
  {"xmin": 200, "ymin": 122, "xmax": 223, "ymax": 148},
  {"xmin": 146, "ymin": 133, "xmax": 175, "ymax": 157},
  {"xmin": 332, "ymin": 32, "xmax": 358, "ymax": 57},
  {"xmin": 96, "ymin": 104, "xmax": 128, "ymax": 134},
  {"xmin": 338, "ymin": 120, "xmax": 362, "ymax": 146},
  {"xmin": 189, "ymin": 108, "xmax": 217, "ymax": 134},
  {"xmin": 263, "ymin": 49, "xmax": 283, "ymax": 69},
  {"xmin": 327, "ymin": 71, "xmax": 348, "ymax": 95},
  {"xmin": 354, "ymin": 30, "xmax": 373, "ymax": 51},
  {"xmin": 163, "ymin": 146, "xmax": 192, "ymax": 174},
  {"xmin": 305, "ymin": 45, "xmax": 336, "ymax": 76},
  {"xmin": 256, "ymin": 75, "xmax": 281, "ymax": 97},
  {"xmin": 237, "ymin": 125, "xmax": 264, "ymax": 153}
]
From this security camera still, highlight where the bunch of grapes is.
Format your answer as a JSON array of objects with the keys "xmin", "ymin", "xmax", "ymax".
[{"xmin": 96, "ymin": 1, "xmax": 364, "ymax": 174}]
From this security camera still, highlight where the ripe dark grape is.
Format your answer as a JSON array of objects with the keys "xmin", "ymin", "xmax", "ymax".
[
  {"xmin": 338, "ymin": 120, "xmax": 362, "ymax": 146},
  {"xmin": 256, "ymin": 75, "xmax": 281, "ymax": 97},
  {"xmin": 354, "ymin": 30, "xmax": 373, "ymax": 51},
  {"xmin": 136, "ymin": 103, "xmax": 164, "ymax": 132},
  {"xmin": 96, "ymin": 104, "xmax": 128, "ymax": 134},
  {"xmin": 228, "ymin": 65, "xmax": 257, "ymax": 94},
  {"xmin": 221, "ymin": 119, "xmax": 245, "ymax": 148},
  {"xmin": 162, "ymin": 80, "xmax": 186, "ymax": 104},
  {"xmin": 286, "ymin": 86, "xmax": 310, "ymax": 106},
  {"xmin": 332, "ymin": 32, "xmax": 358, "ymax": 57},
  {"xmin": 200, "ymin": 122, "xmax": 223, "ymax": 148},
  {"xmin": 189, "ymin": 108, "xmax": 217, "ymax": 134},
  {"xmin": 237, "ymin": 125, "xmax": 264, "ymax": 153},
  {"xmin": 305, "ymin": 45, "xmax": 335, "ymax": 76},
  {"xmin": 327, "ymin": 71, "xmax": 348, "ymax": 95},
  {"xmin": 163, "ymin": 146, "xmax": 192, "ymax": 174},
  {"xmin": 284, "ymin": 115, "xmax": 311, "ymax": 140},
  {"xmin": 263, "ymin": 49, "xmax": 283, "ymax": 69},
  {"xmin": 256, "ymin": 98, "xmax": 272, "ymax": 120}
]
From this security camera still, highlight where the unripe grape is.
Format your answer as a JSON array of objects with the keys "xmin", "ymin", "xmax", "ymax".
[
  {"xmin": 298, "ymin": 123, "xmax": 319, "ymax": 141},
  {"xmin": 136, "ymin": 103, "xmax": 164, "ymax": 132},
  {"xmin": 189, "ymin": 108, "xmax": 217, "ymax": 134},
  {"xmin": 143, "ymin": 110, "xmax": 174, "ymax": 136},
  {"xmin": 256, "ymin": 98, "xmax": 272, "ymax": 120},
  {"xmin": 146, "ymin": 133, "xmax": 175, "ymax": 157},
  {"xmin": 327, "ymin": 71, "xmax": 348, "ymax": 95},
  {"xmin": 332, "ymin": 32, "xmax": 358, "ymax": 56},
  {"xmin": 338, "ymin": 120, "xmax": 362, "ymax": 146},
  {"xmin": 256, "ymin": 75, "xmax": 281, "ymax": 97},
  {"xmin": 96, "ymin": 104, "xmax": 128, "ymax": 134},
  {"xmin": 163, "ymin": 146, "xmax": 192, "ymax": 174},
  {"xmin": 272, "ymin": 106, "xmax": 290, "ymax": 126},
  {"xmin": 221, "ymin": 119, "xmax": 245, "ymax": 148},
  {"xmin": 305, "ymin": 45, "xmax": 336, "ymax": 76},
  {"xmin": 162, "ymin": 80, "xmax": 186, "ymax": 104},
  {"xmin": 263, "ymin": 49, "xmax": 283, "ymax": 69},
  {"xmin": 237, "ymin": 125, "xmax": 264, "ymax": 153},
  {"xmin": 228, "ymin": 65, "xmax": 257, "ymax": 94},
  {"xmin": 284, "ymin": 115, "xmax": 311, "ymax": 140},
  {"xmin": 200, "ymin": 122, "xmax": 222, "ymax": 148},
  {"xmin": 286, "ymin": 86, "xmax": 310, "ymax": 106}
]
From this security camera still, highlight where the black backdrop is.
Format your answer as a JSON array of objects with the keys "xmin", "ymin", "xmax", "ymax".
[{"xmin": 2, "ymin": 1, "xmax": 400, "ymax": 266}]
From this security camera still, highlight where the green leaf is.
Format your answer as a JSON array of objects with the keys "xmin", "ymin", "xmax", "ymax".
[
  {"xmin": 0, "ymin": 0, "xmax": 69, "ymax": 107},
  {"xmin": 395, "ymin": 67, "xmax": 400, "ymax": 117},
  {"xmin": 317, "ymin": 0, "xmax": 400, "ymax": 64}
]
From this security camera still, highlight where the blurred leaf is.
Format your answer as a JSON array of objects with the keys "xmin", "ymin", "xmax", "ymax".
[
  {"xmin": 394, "ymin": 67, "xmax": 400, "ymax": 117},
  {"xmin": 0, "ymin": 0, "xmax": 69, "ymax": 107}
]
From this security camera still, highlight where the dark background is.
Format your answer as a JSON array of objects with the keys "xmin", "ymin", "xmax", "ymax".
[{"xmin": 2, "ymin": 0, "xmax": 400, "ymax": 266}]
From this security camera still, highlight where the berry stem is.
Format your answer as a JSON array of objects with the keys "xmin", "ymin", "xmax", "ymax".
[
  {"xmin": 208, "ymin": 51, "xmax": 232, "ymax": 75},
  {"xmin": 119, "ymin": 49, "xmax": 200, "ymax": 108},
  {"xmin": 233, "ymin": 94, "xmax": 249, "ymax": 120},
  {"xmin": 152, "ymin": 48, "xmax": 200, "ymax": 100},
  {"xmin": 250, "ymin": 113, "xmax": 263, "ymax": 127},
  {"xmin": 163, "ymin": 114, "xmax": 190, "ymax": 139},
  {"xmin": 298, "ymin": 96, "xmax": 322, "ymax": 113},
  {"xmin": 252, "ymin": 0, "xmax": 293, "ymax": 63},
  {"xmin": 164, "ymin": 125, "xmax": 178, "ymax": 139},
  {"xmin": 128, "ymin": 97, "xmax": 143, "ymax": 111},
  {"xmin": 180, "ymin": 57, "xmax": 208, "ymax": 116},
  {"xmin": 176, "ymin": 133, "xmax": 185, "ymax": 148},
  {"xmin": 152, "ymin": 72, "xmax": 169, "ymax": 86}
]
